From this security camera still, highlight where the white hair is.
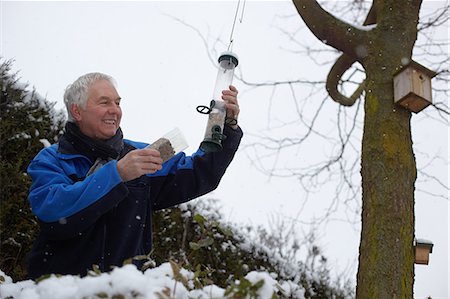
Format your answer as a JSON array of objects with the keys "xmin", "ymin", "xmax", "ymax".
[{"xmin": 63, "ymin": 72, "xmax": 117, "ymax": 122}]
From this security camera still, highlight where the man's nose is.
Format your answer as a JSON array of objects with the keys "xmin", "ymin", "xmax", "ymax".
[{"xmin": 108, "ymin": 103, "xmax": 121, "ymax": 114}]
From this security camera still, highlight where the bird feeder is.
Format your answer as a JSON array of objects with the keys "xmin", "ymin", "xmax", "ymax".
[
  {"xmin": 197, "ymin": 51, "xmax": 239, "ymax": 152},
  {"xmin": 393, "ymin": 60, "xmax": 437, "ymax": 113},
  {"xmin": 414, "ymin": 239, "xmax": 433, "ymax": 265}
]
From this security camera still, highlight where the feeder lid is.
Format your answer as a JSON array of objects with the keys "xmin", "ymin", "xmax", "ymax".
[{"xmin": 218, "ymin": 51, "xmax": 239, "ymax": 67}]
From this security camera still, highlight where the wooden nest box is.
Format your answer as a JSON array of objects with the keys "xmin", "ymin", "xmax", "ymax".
[
  {"xmin": 393, "ymin": 60, "xmax": 437, "ymax": 113},
  {"xmin": 414, "ymin": 239, "xmax": 433, "ymax": 265}
]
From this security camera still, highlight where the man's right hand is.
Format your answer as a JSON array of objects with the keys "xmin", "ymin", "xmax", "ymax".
[{"xmin": 116, "ymin": 148, "xmax": 163, "ymax": 182}]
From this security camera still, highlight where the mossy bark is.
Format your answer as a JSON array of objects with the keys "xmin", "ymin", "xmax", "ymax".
[
  {"xmin": 356, "ymin": 2, "xmax": 421, "ymax": 298},
  {"xmin": 357, "ymin": 71, "xmax": 416, "ymax": 299},
  {"xmin": 356, "ymin": 1, "xmax": 420, "ymax": 298}
]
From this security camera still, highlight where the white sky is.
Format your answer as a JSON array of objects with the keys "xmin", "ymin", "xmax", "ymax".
[{"xmin": 1, "ymin": 1, "xmax": 448, "ymax": 298}]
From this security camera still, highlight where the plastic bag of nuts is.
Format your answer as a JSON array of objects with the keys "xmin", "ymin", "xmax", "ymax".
[
  {"xmin": 146, "ymin": 128, "xmax": 188, "ymax": 163},
  {"xmin": 147, "ymin": 138, "xmax": 175, "ymax": 163}
]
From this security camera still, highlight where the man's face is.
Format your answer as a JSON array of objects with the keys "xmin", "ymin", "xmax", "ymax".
[{"xmin": 73, "ymin": 79, "xmax": 122, "ymax": 140}]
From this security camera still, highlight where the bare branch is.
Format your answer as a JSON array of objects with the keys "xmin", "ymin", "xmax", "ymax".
[
  {"xmin": 163, "ymin": 14, "xmax": 220, "ymax": 67},
  {"xmin": 418, "ymin": 4, "xmax": 449, "ymax": 30}
]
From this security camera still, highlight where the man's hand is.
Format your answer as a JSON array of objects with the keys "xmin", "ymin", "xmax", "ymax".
[
  {"xmin": 222, "ymin": 85, "xmax": 240, "ymax": 130},
  {"xmin": 116, "ymin": 148, "xmax": 163, "ymax": 182}
]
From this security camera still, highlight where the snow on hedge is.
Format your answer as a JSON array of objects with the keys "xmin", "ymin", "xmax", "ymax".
[
  {"xmin": 1, "ymin": 59, "xmax": 66, "ymax": 131},
  {"xmin": 0, "ymin": 263, "xmax": 306, "ymax": 299}
]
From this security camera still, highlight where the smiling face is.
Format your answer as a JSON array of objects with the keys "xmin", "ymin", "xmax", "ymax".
[{"xmin": 71, "ymin": 79, "xmax": 122, "ymax": 140}]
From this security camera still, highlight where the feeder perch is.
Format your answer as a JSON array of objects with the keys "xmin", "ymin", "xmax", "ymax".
[
  {"xmin": 393, "ymin": 60, "xmax": 437, "ymax": 113},
  {"xmin": 414, "ymin": 239, "xmax": 433, "ymax": 265}
]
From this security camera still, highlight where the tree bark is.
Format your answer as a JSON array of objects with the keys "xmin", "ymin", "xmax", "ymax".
[
  {"xmin": 293, "ymin": 0, "xmax": 369, "ymax": 59},
  {"xmin": 292, "ymin": 0, "xmax": 422, "ymax": 297},
  {"xmin": 325, "ymin": 1, "xmax": 376, "ymax": 106},
  {"xmin": 325, "ymin": 54, "xmax": 366, "ymax": 106}
]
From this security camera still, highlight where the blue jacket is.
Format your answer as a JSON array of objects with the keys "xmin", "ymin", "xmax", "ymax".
[{"xmin": 27, "ymin": 126, "xmax": 242, "ymax": 278}]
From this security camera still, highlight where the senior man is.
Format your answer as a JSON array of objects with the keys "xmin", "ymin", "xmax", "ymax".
[{"xmin": 26, "ymin": 72, "xmax": 242, "ymax": 279}]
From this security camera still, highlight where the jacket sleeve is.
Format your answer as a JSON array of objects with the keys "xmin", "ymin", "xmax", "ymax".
[
  {"xmin": 27, "ymin": 148, "xmax": 129, "ymax": 240},
  {"xmin": 150, "ymin": 125, "xmax": 243, "ymax": 210}
]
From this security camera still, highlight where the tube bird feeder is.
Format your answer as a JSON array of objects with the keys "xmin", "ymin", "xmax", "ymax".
[{"xmin": 197, "ymin": 51, "xmax": 239, "ymax": 152}]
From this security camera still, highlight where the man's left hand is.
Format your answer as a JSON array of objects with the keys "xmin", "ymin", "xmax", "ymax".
[{"xmin": 222, "ymin": 85, "xmax": 240, "ymax": 130}]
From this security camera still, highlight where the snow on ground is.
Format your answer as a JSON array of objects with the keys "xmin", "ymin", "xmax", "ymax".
[{"xmin": 0, "ymin": 263, "xmax": 306, "ymax": 299}]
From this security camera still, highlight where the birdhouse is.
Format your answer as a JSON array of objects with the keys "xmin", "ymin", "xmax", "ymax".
[
  {"xmin": 393, "ymin": 60, "xmax": 437, "ymax": 113},
  {"xmin": 414, "ymin": 239, "xmax": 433, "ymax": 265}
]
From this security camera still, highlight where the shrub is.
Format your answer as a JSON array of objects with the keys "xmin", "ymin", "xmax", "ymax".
[{"xmin": 0, "ymin": 59, "xmax": 65, "ymax": 281}]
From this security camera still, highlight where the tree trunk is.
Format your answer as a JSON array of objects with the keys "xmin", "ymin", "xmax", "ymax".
[
  {"xmin": 357, "ymin": 2, "xmax": 421, "ymax": 297},
  {"xmin": 357, "ymin": 68, "xmax": 416, "ymax": 299},
  {"xmin": 292, "ymin": 0, "xmax": 422, "ymax": 297}
]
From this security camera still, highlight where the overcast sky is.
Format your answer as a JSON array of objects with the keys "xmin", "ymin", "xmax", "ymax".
[{"xmin": 1, "ymin": 1, "xmax": 448, "ymax": 298}]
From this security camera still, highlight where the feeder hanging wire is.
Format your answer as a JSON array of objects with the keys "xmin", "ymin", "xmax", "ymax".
[{"xmin": 227, "ymin": 0, "xmax": 247, "ymax": 52}]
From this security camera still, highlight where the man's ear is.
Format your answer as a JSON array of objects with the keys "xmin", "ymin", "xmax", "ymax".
[{"xmin": 70, "ymin": 104, "xmax": 82, "ymax": 122}]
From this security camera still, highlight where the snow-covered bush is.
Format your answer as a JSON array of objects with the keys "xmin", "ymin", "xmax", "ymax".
[
  {"xmin": 0, "ymin": 263, "xmax": 307, "ymax": 299},
  {"xmin": 0, "ymin": 59, "xmax": 65, "ymax": 281},
  {"xmin": 150, "ymin": 200, "xmax": 353, "ymax": 298}
]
